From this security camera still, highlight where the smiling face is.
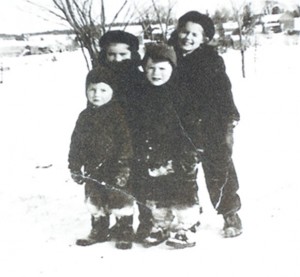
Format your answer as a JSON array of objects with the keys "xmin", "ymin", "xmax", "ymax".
[
  {"xmin": 177, "ymin": 22, "xmax": 205, "ymax": 54},
  {"xmin": 144, "ymin": 58, "xmax": 173, "ymax": 86},
  {"xmin": 105, "ymin": 43, "xmax": 132, "ymax": 62},
  {"xmin": 86, "ymin": 82, "xmax": 113, "ymax": 107}
]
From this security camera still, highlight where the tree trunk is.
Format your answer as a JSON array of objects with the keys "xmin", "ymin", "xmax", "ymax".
[
  {"xmin": 239, "ymin": 33, "xmax": 246, "ymax": 78},
  {"xmin": 241, "ymin": 49, "xmax": 245, "ymax": 78}
]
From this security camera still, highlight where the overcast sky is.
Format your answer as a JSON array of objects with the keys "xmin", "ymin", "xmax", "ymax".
[{"xmin": 0, "ymin": 0, "xmax": 299, "ymax": 34}]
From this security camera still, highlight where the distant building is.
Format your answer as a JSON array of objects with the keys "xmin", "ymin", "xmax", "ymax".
[
  {"xmin": 261, "ymin": 13, "xmax": 295, "ymax": 33},
  {"xmin": 280, "ymin": 12, "xmax": 296, "ymax": 32},
  {"xmin": 0, "ymin": 32, "xmax": 78, "ymax": 57},
  {"xmin": 222, "ymin": 21, "xmax": 239, "ymax": 36}
]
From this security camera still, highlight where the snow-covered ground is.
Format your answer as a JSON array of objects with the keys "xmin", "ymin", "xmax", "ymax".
[{"xmin": 0, "ymin": 33, "xmax": 299, "ymax": 277}]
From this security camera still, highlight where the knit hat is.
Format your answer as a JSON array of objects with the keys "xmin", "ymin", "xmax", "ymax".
[
  {"xmin": 142, "ymin": 43, "xmax": 177, "ymax": 68},
  {"xmin": 177, "ymin": 11, "xmax": 215, "ymax": 41},
  {"xmin": 85, "ymin": 66, "xmax": 117, "ymax": 92},
  {"xmin": 99, "ymin": 30, "xmax": 139, "ymax": 52}
]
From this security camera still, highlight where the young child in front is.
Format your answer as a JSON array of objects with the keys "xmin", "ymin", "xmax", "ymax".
[
  {"xmin": 168, "ymin": 11, "xmax": 242, "ymax": 238},
  {"xmin": 95, "ymin": 30, "xmax": 154, "ymax": 240},
  {"xmin": 68, "ymin": 67, "xmax": 134, "ymax": 250},
  {"xmin": 131, "ymin": 44, "xmax": 201, "ymax": 249}
]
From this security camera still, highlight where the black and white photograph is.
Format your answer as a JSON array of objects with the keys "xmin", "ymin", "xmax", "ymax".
[{"xmin": 0, "ymin": 0, "xmax": 299, "ymax": 276}]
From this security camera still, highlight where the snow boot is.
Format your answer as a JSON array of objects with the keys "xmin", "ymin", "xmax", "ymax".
[
  {"xmin": 222, "ymin": 213, "xmax": 243, "ymax": 238},
  {"xmin": 135, "ymin": 220, "xmax": 153, "ymax": 243},
  {"xmin": 166, "ymin": 229, "xmax": 196, "ymax": 249},
  {"xmin": 143, "ymin": 226, "xmax": 170, "ymax": 247},
  {"xmin": 114, "ymin": 216, "xmax": 134, "ymax": 250},
  {"xmin": 135, "ymin": 204, "xmax": 153, "ymax": 243},
  {"xmin": 76, "ymin": 215, "xmax": 109, "ymax": 246}
]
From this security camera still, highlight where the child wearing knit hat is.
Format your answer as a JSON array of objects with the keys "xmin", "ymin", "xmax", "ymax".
[
  {"xmin": 98, "ymin": 30, "xmax": 141, "ymax": 64},
  {"xmin": 169, "ymin": 11, "xmax": 243, "ymax": 238},
  {"xmin": 131, "ymin": 43, "xmax": 201, "ymax": 249},
  {"xmin": 68, "ymin": 66, "xmax": 135, "ymax": 250},
  {"xmin": 87, "ymin": 30, "xmax": 143, "ymax": 113}
]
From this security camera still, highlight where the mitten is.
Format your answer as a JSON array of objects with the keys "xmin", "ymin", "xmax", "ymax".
[
  {"xmin": 179, "ymin": 150, "xmax": 201, "ymax": 174},
  {"xmin": 148, "ymin": 160, "xmax": 174, "ymax": 177},
  {"xmin": 71, "ymin": 171, "xmax": 85, "ymax": 185},
  {"xmin": 115, "ymin": 167, "xmax": 130, "ymax": 187}
]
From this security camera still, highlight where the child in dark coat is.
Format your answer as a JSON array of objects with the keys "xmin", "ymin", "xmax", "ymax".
[
  {"xmin": 168, "ymin": 11, "xmax": 242, "ymax": 238},
  {"xmin": 94, "ymin": 30, "xmax": 155, "ymax": 238},
  {"xmin": 131, "ymin": 44, "xmax": 201, "ymax": 249},
  {"xmin": 68, "ymin": 67, "xmax": 134, "ymax": 250}
]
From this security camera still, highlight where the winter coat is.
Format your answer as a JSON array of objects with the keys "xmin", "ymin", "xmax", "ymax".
[
  {"xmin": 130, "ymin": 78, "xmax": 199, "ymax": 206},
  {"xmin": 68, "ymin": 101, "xmax": 132, "ymax": 188},
  {"xmin": 171, "ymin": 44, "xmax": 240, "ymax": 150}
]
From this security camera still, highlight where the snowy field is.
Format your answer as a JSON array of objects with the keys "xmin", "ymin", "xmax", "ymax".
[{"xmin": 0, "ymin": 33, "xmax": 300, "ymax": 277}]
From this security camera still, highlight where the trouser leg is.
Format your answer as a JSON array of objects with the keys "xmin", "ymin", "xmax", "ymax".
[
  {"xmin": 135, "ymin": 202, "xmax": 153, "ymax": 242},
  {"xmin": 201, "ymin": 122, "xmax": 241, "ymax": 215},
  {"xmin": 202, "ymin": 158, "xmax": 241, "ymax": 215}
]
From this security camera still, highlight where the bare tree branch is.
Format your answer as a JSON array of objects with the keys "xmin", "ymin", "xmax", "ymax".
[
  {"xmin": 24, "ymin": 0, "xmax": 66, "ymax": 21},
  {"xmin": 110, "ymin": 0, "xmax": 128, "ymax": 26},
  {"xmin": 151, "ymin": 0, "xmax": 164, "ymax": 38},
  {"xmin": 121, "ymin": 5, "xmax": 137, "ymax": 30}
]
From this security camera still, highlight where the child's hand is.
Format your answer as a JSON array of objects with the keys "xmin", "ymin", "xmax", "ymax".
[
  {"xmin": 148, "ymin": 160, "xmax": 174, "ymax": 177},
  {"xmin": 71, "ymin": 172, "xmax": 85, "ymax": 185},
  {"xmin": 116, "ymin": 167, "xmax": 130, "ymax": 187}
]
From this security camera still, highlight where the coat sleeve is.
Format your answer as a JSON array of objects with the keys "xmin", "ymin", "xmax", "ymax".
[
  {"xmin": 68, "ymin": 113, "xmax": 87, "ymax": 173},
  {"xmin": 115, "ymin": 105, "xmax": 133, "ymax": 171},
  {"xmin": 201, "ymin": 54, "xmax": 240, "ymax": 123}
]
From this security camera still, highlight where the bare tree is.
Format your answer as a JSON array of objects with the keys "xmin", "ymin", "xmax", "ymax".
[
  {"xmin": 25, "ymin": 0, "xmax": 132, "ymax": 70},
  {"xmin": 230, "ymin": 1, "xmax": 256, "ymax": 78},
  {"xmin": 212, "ymin": 7, "xmax": 233, "ymax": 53},
  {"xmin": 134, "ymin": 0, "xmax": 177, "ymax": 42},
  {"xmin": 150, "ymin": 0, "xmax": 176, "ymax": 42}
]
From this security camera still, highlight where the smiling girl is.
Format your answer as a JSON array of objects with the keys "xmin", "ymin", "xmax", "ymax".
[{"xmin": 169, "ymin": 11, "xmax": 243, "ymax": 238}]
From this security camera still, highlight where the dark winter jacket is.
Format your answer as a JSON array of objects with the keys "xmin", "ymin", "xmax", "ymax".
[
  {"xmin": 68, "ymin": 101, "xmax": 132, "ymax": 187},
  {"xmin": 170, "ymin": 44, "xmax": 240, "ymax": 149},
  {"xmin": 130, "ymin": 77, "xmax": 199, "ymax": 206}
]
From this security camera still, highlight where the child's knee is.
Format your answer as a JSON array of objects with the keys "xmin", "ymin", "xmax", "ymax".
[
  {"xmin": 85, "ymin": 197, "xmax": 107, "ymax": 217},
  {"xmin": 146, "ymin": 201, "xmax": 174, "ymax": 229},
  {"xmin": 111, "ymin": 205, "xmax": 135, "ymax": 219}
]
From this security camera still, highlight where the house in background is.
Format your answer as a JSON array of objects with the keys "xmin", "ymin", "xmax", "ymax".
[
  {"xmin": 0, "ymin": 32, "xmax": 78, "ymax": 57},
  {"xmin": 280, "ymin": 12, "xmax": 296, "ymax": 32},
  {"xmin": 261, "ymin": 12, "xmax": 295, "ymax": 33}
]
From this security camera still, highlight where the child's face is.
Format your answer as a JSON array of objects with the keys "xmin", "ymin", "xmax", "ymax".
[
  {"xmin": 144, "ymin": 58, "xmax": 173, "ymax": 86},
  {"xmin": 106, "ymin": 43, "xmax": 132, "ymax": 62},
  {"xmin": 177, "ymin": 22, "xmax": 205, "ymax": 54},
  {"xmin": 86, "ymin": 82, "xmax": 113, "ymax": 107}
]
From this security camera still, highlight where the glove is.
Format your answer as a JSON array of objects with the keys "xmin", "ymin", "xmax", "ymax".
[
  {"xmin": 71, "ymin": 171, "xmax": 85, "ymax": 185},
  {"xmin": 148, "ymin": 160, "xmax": 174, "ymax": 177},
  {"xmin": 179, "ymin": 150, "xmax": 201, "ymax": 175},
  {"xmin": 115, "ymin": 167, "xmax": 130, "ymax": 187}
]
